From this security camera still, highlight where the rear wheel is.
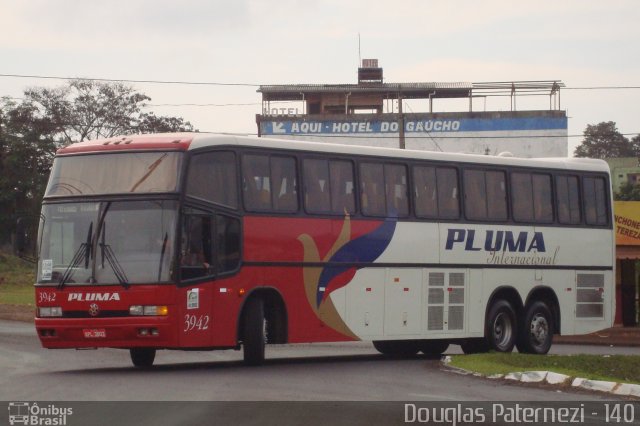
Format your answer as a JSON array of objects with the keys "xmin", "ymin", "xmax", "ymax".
[
  {"xmin": 486, "ymin": 300, "xmax": 517, "ymax": 352},
  {"xmin": 130, "ymin": 348, "xmax": 156, "ymax": 368},
  {"xmin": 373, "ymin": 340, "xmax": 420, "ymax": 357},
  {"xmin": 243, "ymin": 298, "xmax": 266, "ymax": 366},
  {"xmin": 516, "ymin": 301, "xmax": 553, "ymax": 354}
]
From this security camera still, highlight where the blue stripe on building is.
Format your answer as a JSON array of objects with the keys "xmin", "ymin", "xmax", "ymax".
[{"xmin": 261, "ymin": 117, "xmax": 567, "ymax": 135}]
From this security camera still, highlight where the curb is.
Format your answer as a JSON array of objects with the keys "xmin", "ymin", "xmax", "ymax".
[{"xmin": 441, "ymin": 356, "xmax": 640, "ymax": 398}]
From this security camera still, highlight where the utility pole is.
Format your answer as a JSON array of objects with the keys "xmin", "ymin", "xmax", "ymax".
[{"xmin": 398, "ymin": 95, "xmax": 405, "ymax": 149}]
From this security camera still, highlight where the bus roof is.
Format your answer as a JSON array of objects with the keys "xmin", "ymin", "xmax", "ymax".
[{"xmin": 58, "ymin": 132, "xmax": 610, "ymax": 174}]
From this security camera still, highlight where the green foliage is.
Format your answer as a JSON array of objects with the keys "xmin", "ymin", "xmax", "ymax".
[
  {"xmin": 0, "ymin": 251, "xmax": 35, "ymax": 305},
  {"xmin": 574, "ymin": 121, "xmax": 637, "ymax": 159},
  {"xmin": 615, "ymin": 181, "xmax": 640, "ymax": 201}
]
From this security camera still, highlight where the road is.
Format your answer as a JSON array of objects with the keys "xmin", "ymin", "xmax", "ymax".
[{"xmin": 0, "ymin": 320, "xmax": 634, "ymax": 403}]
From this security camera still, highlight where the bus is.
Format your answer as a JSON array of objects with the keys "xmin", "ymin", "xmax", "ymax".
[{"xmin": 29, "ymin": 133, "xmax": 614, "ymax": 367}]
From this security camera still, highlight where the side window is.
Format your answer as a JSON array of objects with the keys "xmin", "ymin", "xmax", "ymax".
[
  {"xmin": 180, "ymin": 209, "xmax": 241, "ymax": 280},
  {"xmin": 385, "ymin": 164, "xmax": 409, "ymax": 217},
  {"xmin": 414, "ymin": 166, "xmax": 459, "ymax": 219},
  {"xmin": 215, "ymin": 215, "xmax": 241, "ymax": 273},
  {"xmin": 242, "ymin": 154, "xmax": 271, "ymax": 211},
  {"xmin": 303, "ymin": 159, "xmax": 331, "ymax": 213},
  {"xmin": 329, "ymin": 160, "xmax": 356, "ymax": 214},
  {"xmin": 181, "ymin": 210, "xmax": 214, "ymax": 280},
  {"xmin": 413, "ymin": 166, "xmax": 438, "ymax": 218},
  {"xmin": 271, "ymin": 156, "xmax": 298, "ymax": 212},
  {"xmin": 583, "ymin": 176, "xmax": 608, "ymax": 225},
  {"xmin": 464, "ymin": 169, "xmax": 507, "ymax": 221},
  {"xmin": 512, "ymin": 172, "xmax": 553, "ymax": 223},
  {"xmin": 360, "ymin": 163, "xmax": 386, "ymax": 216},
  {"xmin": 532, "ymin": 174, "xmax": 553, "ymax": 223},
  {"xmin": 437, "ymin": 167, "xmax": 460, "ymax": 219},
  {"xmin": 556, "ymin": 175, "xmax": 581, "ymax": 224},
  {"xmin": 186, "ymin": 151, "xmax": 238, "ymax": 208},
  {"xmin": 242, "ymin": 154, "xmax": 298, "ymax": 212},
  {"xmin": 511, "ymin": 172, "xmax": 534, "ymax": 222},
  {"xmin": 486, "ymin": 171, "xmax": 507, "ymax": 220}
]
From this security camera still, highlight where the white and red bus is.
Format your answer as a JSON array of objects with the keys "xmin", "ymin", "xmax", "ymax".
[{"xmin": 31, "ymin": 133, "xmax": 614, "ymax": 367}]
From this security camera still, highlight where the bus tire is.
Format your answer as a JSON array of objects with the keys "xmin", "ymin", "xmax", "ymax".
[
  {"xmin": 516, "ymin": 301, "xmax": 553, "ymax": 354},
  {"xmin": 243, "ymin": 297, "xmax": 266, "ymax": 366},
  {"xmin": 486, "ymin": 300, "xmax": 516, "ymax": 352},
  {"xmin": 130, "ymin": 348, "xmax": 156, "ymax": 367},
  {"xmin": 373, "ymin": 340, "xmax": 420, "ymax": 357},
  {"xmin": 420, "ymin": 340, "xmax": 449, "ymax": 356},
  {"xmin": 460, "ymin": 338, "xmax": 490, "ymax": 354}
]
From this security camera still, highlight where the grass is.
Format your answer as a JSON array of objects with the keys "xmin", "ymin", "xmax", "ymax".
[
  {"xmin": 449, "ymin": 352, "xmax": 640, "ymax": 384},
  {"xmin": 0, "ymin": 251, "xmax": 35, "ymax": 306}
]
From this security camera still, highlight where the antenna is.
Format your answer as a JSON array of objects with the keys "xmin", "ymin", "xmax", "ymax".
[{"xmin": 358, "ymin": 33, "xmax": 361, "ymax": 66}]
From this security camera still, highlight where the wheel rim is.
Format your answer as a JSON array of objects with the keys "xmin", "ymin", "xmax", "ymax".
[
  {"xmin": 493, "ymin": 312, "xmax": 513, "ymax": 350},
  {"xmin": 530, "ymin": 313, "xmax": 549, "ymax": 346}
]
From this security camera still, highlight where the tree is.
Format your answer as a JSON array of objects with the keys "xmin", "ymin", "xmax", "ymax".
[
  {"xmin": 574, "ymin": 121, "xmax": 636, "ymax": 159},
  {"xmin": 615, "ymin": 181, "xmax": 640, "ymax": 201},
  {"xmin": 0, "ymin": 98, "xmax": 59, "ymax": 246},
  {"xmin": 137, "ymin": 112, "xmax": 195, "ymax": 133},
  {"xmin": 0, "ymin": 81, "xmax": 196, "ymax": 246},
  {"xmin": 24, "ymin": 79, "xmax": 196, "ymax": 143}
]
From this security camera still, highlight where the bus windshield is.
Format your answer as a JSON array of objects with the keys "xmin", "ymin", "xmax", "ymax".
[
  {"xmin": 45, "ymin": 152, "xmax": 183, "ymax": 196},
  {"xmin": 37, "ymin": 200, "xmax": 178, "ymax": 285}
]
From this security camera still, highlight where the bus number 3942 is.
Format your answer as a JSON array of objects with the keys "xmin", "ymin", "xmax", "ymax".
[{"xmin": 184, "ymin": 314, "xmax": 210, "ymax": 332}]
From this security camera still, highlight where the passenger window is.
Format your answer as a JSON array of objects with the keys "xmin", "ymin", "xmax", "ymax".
[
  {"xmin": 242, "ymin": 154, "xmax": 298, "ymax": 212},
  {"xmin": 464, "ymin": 169, "xmax": 506, "ymax": 221},
  {"xmin": 181, "ymin": 209, "xmax": 241, "ymax": 280},
  {"xmin": 556, "ymin": 175, "xmax": 581, "ymax": 224},
  {"xmin": 271, "ymin": 156, "xmax": 298, "ymax": 212},
  {"xmin": 414, "ymin": 166, "xmax": 459, "ymax": 219},
  {"xmin": 303, "ymin": 159, "xmax": 331, "ymax": 213},
  {"xmin": 215, "ymin": 215, "xmax": 241, "ymax": 273},
  {"xmin": 329, "ymin": 160, "xmax": 356, "ymax": 214},
  {"xmin": 186, "ymin": 151, "xmax": 238, "ymax": 208},
  {"xmin": 385, "ymin": 164, "xmax": 409, "ymax": 217},
  {"xmin": 583, "ymin": 176, "xmax": 608, "ymax": 225},
  {"xmin": 360, "ymin": 163, "xmax": 386, "ymax": 216},
  {"xmin": 242, "ymin": 154, "xmax": 271, "ymax": 211},
  {"xmin": 511, "ymin": 172, "xmax": 553, "ymax": 223},
  {"xmin": 180, "ymin": 211, "xmax": 214, "ymax": 280}
]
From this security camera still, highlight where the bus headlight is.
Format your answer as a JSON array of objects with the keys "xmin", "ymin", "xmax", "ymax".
[
  {"xmin": 39, "ymin": 307, "xmax": 63, "ymax": 317},
  {"xmin": 129, "ymin": 305, "xmax": 169, "ymax": 316}
]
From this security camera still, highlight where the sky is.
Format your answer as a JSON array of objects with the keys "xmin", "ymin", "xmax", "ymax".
[{"xmin": 1, "ymin": 0, "xmax": 639, "ymax": 156}]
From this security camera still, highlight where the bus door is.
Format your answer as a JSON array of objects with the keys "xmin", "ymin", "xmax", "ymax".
[{"xmin": 178, "ymin": 207, "xmax": 241, "ymax": 347}]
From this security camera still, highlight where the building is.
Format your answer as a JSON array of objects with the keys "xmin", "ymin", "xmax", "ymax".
[
  {"xmin": 256, "ymin": 59, "xmax": 568, "ymax": 158},
  {"xmin": 614, "ymin": 201, "xmax": 640, "ymax": 326},
  {"xmin": 607, "ymin": 157, "xmax": 640, "ymax": 193}
]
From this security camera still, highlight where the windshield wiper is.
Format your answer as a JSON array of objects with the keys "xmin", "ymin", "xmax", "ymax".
[
  {"xmin": 157, "ymin": 232, "xmax": 168, "ymax": 281},
  {"xmin": 58, "ymin": 222, "xmax": 93, "ymax": 289},
  {"xmin": 99, "ymin": 241, "xmax": 130, "ymax": 289},
  {"xmin": 97, "ymin": 214, "xmax": 130, "ymax": 289}
]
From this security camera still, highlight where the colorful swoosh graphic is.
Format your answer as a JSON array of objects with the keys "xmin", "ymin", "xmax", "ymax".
[{"xmin": 297, "ymin": 215, "xmax": 396, "ymax": 338}]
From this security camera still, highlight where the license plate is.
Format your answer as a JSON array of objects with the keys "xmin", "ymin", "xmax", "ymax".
[{"xmin": 83, "ymin": 329, "xmax": 106, "ymax": 338}]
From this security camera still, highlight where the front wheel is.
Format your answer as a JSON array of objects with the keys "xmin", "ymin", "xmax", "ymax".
[
  {"xmin": 486, "ymin": 300, "xmax": 517, "ymax": 352},
  {"xmin": 130, "ymin": 348, "xmax": 156, "ymax": 368},
  {"xmin": 242, "ymin": 298, "xmax": 266, "ymax": 366},
  {"xmin": 516, "ymin": 301, "xmax": 553, "ymax": 354}
]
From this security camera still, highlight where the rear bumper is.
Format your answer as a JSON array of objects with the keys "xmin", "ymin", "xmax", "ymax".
[{"xmin": 35, "ymin": 316, "xmax": 176, "ymax": 349}]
